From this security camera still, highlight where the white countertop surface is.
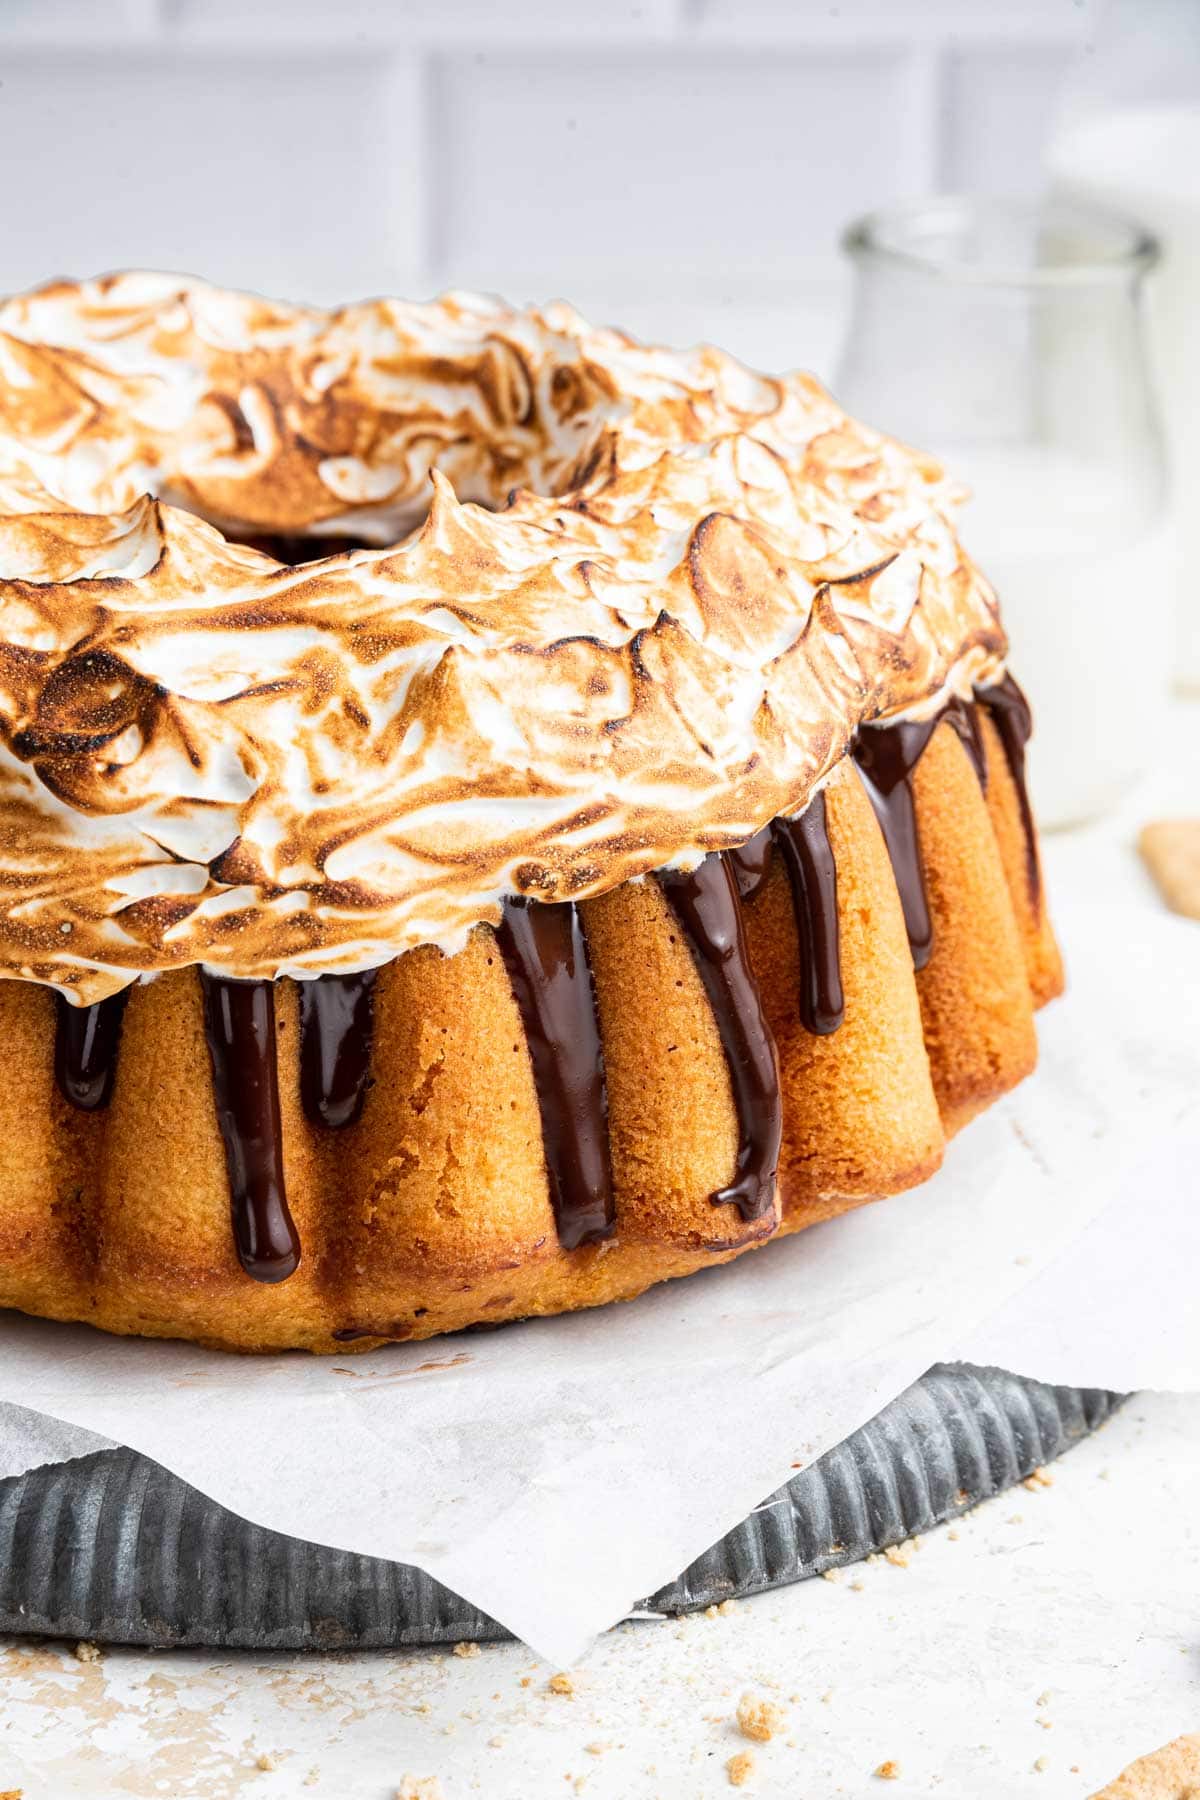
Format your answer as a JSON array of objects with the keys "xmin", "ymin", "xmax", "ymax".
[{"xmin": 1, "ymin": 702, "xmax": 1197, "ymax": 1800}]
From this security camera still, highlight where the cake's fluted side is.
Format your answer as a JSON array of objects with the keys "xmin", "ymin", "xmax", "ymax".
[{"xmin": 0, "ymin": 276, "xmax": 1005, "ymax": 1004}]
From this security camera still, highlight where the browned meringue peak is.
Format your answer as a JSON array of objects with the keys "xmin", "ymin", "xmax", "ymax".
[{"xmin": 0, "ymin": 274, "xmax": 1005, "ymax": 1004}]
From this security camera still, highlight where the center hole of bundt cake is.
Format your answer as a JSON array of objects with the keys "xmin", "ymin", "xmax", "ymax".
[{"xmin": 234, "ymin": 531, "xmax": 378, "ymax": 565}]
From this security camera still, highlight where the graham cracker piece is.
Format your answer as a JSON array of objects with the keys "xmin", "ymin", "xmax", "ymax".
[
  {"xmin": 1139, "ymin": 821, "xmax": 1200, "ymax": 921},
  {"xmin": 1089, "ymin": 1733, "xmax": 1200, "ymax": 1798}
]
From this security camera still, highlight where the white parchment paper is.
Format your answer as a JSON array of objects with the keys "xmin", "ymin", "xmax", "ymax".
[{"xmin": 0, "ymin": 894, "xmax": 1196, "ymax": 1665}]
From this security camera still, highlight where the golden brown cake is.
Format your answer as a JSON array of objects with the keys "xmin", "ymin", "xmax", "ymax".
[{"xmin": 0, "ymin": 274, "xmax": 1063, "ymax": 1353}]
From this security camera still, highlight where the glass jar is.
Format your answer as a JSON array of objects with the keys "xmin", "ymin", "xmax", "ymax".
[
  {"xmin": 834, "ymin": 197, "xmax": 1167, "ymax": 830},
  {"xmin": 1050, "ymin": 0, "xmax": 1200, "ymax": 691}
]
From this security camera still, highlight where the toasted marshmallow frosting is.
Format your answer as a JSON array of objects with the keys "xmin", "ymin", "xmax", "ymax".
[{"xmin": 0, "ymin": 274, "xmax": 1005, "ymax": 1003}]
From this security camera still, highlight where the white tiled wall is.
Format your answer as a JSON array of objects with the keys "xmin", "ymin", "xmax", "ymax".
[{"xmin": 0, "ymin": 0, "xmax": 1097, "ymax": 373}]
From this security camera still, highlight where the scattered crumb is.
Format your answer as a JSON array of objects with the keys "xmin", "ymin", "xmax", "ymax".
[
  {"xmin": 1038, "ymin": 1719, "xmax": 1053, "ymax": 1730},
  {"xmin": 884, "ymin": 1544, "xmax": 911, "ymax": 1569},
  {"xmin": 585, "ymin": 1744, "xmax": 609, "ymax": 1757},
  {"xmin": 74, "ymin": 1641, "xmax": 102, "ymax": 1664},
  {"xmin": 821, "ymin": 1691, "xmax": 834, "ymax": 1705},
  {"xmin": 1008, "ymin": 1514, "xmax": 1024, "ymax": 1525},
  {"xmin": 1023, "ymin": 1466, "xmax": 1055, "ymax": 1492},
  {"xmin": 255, "ymin": 1752, "xmax": 280, "ymax": 1772},
  {"xmin": 1138, "ymin": 818, "xmax": 1200, "ymax": 919},
  {"xmin": 0, "ymin": 1790, "xmax": 23, "ymax": 1799},
  {"xmin": 488, "ymin": 1737, "xmax": 505, "ymax": 1750},
  {"xmin": 1033, "ymin": 1756, "xmax": 1049, "ymax": 1773},
  {"xmin": 1036, "ymin": 1691, "xmax": 1052, "ymax": 1708},
  {"xmin": 821, "ymin": 1566, "xmax": 842, "ymax": 1583},
  {"xmin": 718, "ymin": 1599, "xmax": 737, "ymax": 1615},
  {"xmin": 726, "ymin": 1750, "xmax": 755, "ymax": 1787},
  {"xmin": 548, "ymin": 1672, "xmax": 576, "ymax": 1697},
  {"xmin": 395, "ymin": 1781, "xmax": 444, "ymax": 1800},
  {"xmin": 874, "ymin": 1760, "xmax": 901, "ymax": 1780},
  {"xmin": 736, "ymin": 1693, "xmax": 786, "ymax": 1743},
  {"xmin": 303, "ymin": 1773, "xmax": 320, "ymax": 1789},
  {"xmin": 705, "ymin": 1604, "xmax": 720, "ymax": 1619},
  {"xmin": 452, "ymin": 1641, "xmax": 481, "ymax": 1659},
  {"xmin": 519, "ymin": 1676, "xmax": 533, "ymax": 1688},
  {"xmin": 947, "ymin": 1530, "xmax": 960, "ymax": 1542},
  {"xmin": 850, "ymin": 1579, "xmax": 865, "ymax": 1592}
]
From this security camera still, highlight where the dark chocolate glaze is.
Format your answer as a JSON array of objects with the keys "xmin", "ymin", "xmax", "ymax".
[
  {"xmin": 771, "ymin": 792, "xmax": 845, "ymax": 1035},
  {"xmin": 977, "ymin": 673, "xmax": 1040, "ymax": 902},
  {"xmin": 658, "ymin": 854, "xmax": 782, "ymax": 1224},
  {"xmin": 942, "ymin": 694, "xmax": 988, "ymax": 789},
  {"xmin": 53, "ymin": 988, "xmax": 131, "ymax": 1112},
  {"xmin": 298, "ymin": 970, "xmax": 378, "ymax": 1130},
  {"xmin": 199, "ymin": 972, "xmax": 301, "ymax": 1284},
  {"xmin": 494, "ymin": 898, "xmax": 616, "ymax": 1251},
  {"xmin": 726, "ymin": 825, "xmax": 774, "ymax": 902},
  {"xmin": 853, "ymin": 715, "xmax": 941, "ymax": 970}
]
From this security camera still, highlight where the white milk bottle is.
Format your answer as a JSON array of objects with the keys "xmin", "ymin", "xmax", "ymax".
[
  {"xmin": 836, "ymin": 197, "xmax": 1168, "ymax": 828},
  {"xmin": 1052, "ymin": 105, "xmax": 1200, "ymax": 692}
]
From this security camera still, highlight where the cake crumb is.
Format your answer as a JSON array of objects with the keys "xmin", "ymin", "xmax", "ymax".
[
  {"xmin": 718, "ymin": 1598, "xmax": 736, "ymax": 1615},
  {"xmin": 1036, "ymin": 1691, "xmax": 1052, "ymax": 1708},
  {"xmin": 303, "ymin": 1772, "xmax": 320, "ymax": 1789},
  {"xmin": 1139, "ymin": 819, "xmax": 1200, "ymax": 919},
  {"xmin": 821, "ymin": 1566, "xmax": 842, "ymax": 1583},
  {"xmin": 488, "ymin": 1737, "xmax": 505, "ymax": 1750},
  {"xmin": 850, "ymin": 1579, "xmax": 865, "ymax": 1591},
  {"xmin": 821, "ymin": 1690, "xmax": 834, "ymax": 1705},
  {"xmin": 947, "ymin": 1529, "xmax": 960, "ymax": 1541},
  {"xmin": 395, "ymin": 1781, "xmax": 444, "ymax": 1800},
  {"xmin": 74, "ymin": 1640, "xmax": 102, "ymax": 1664},
  {"xmin": 736, "ymin": 1692, "xmax": 785, "ymax": 1743},
  {"xmin": 874, "ymin": 1760, "xmax": 901, "ymax": 1780},
  {"xmin": 452, "ymin": 1640, "xmax": 481, "ymax": 1658},
  {"xmin": 726, "ymin": 1751, "xmax": 755, "ymax": 1787},
  {"xmin": 1023, "ymin": 1466, "xmax": 1054, "ymax": 1491},
  {"xmin": 255, "ymin": 1752, "xmax": 279, "ymax": 1772},
  {"xmin": 585, "ymin": 1744, "xmax": 609, "ymax": 1757},
  {"xmin": 548, "ymin": 1671, "xmax": 576, "ymax": 1697},
  {"xmin": 1033, "ymin": 1755, "xmax": 1049, "ymax": 1773},
  {"xmin": 884, "ymin": 1544, "xmax": 910, "ymax": 1569}
]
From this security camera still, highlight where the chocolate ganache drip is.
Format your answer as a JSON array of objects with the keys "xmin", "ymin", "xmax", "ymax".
[
  {"xmin": 726, "ymin": 825, "xmax": 774, "ymax": 903},
  {"xmin": 53, "ymin": 988, "xmax": 131, "ymax": 1111},
  {"xmin": 199, "ymin": 972, "xmax": 301, "ymax": 1284},
  {"xmin": 977, "ymin": 673, "xmax": 1039, "ymax": 902},
  {"xmin": 852, "ymin": 716, "xmax": 942, "ymax": 970},
  {"xmin": 494, "ymin": 898, "xmax": 616, "ymax": 1251},
  {"xmin": 658, "ymin": 854, "xmax": 782, "ymax": 1224},
  {"xmin": 941, "ymin": 694, "xmax": 987, "ymax": 789},
  {"xmin": 770, "ymin": 792, "xmax": 845, "ymax": 1036},
  {"xmin": 298, "ymin": 970, "xmax": 378, "ymax": 1130}
]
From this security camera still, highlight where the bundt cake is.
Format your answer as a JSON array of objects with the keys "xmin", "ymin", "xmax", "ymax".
[{"xmin": 0, "ymin": 274, "xmax": 1063, "ymax": 1353}]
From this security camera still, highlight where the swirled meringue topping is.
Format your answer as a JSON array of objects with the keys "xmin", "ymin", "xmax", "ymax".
[{"xmin": 0, "ymin": 274, "xmax": 1006, "ymax": 1004}]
